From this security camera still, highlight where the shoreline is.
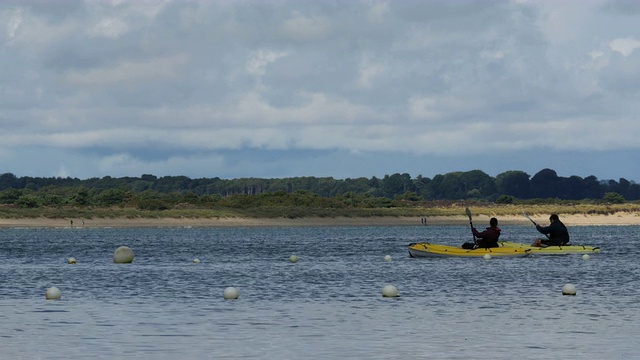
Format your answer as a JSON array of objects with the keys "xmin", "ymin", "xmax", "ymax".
[{"xmin": 1, "ymin": 212, "xmax": 639, "ymax": 228}]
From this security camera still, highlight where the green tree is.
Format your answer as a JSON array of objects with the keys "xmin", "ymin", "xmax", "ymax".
[
  {"xmin": 424, "ymin": 170, "xmax": 497, "ymax": 200},
  {"xmin": 182, "ymin": 192, "xmax": 199, "ymax": 204},
  {"xmin": 16, "ymin": 194, "xmax": 40, "ymax": 208},
  {"xmin": 460, "ymin": 170, "xmax": 496, "ymax": 199},
  {"xmin": 136, "ymin": 198, "xmax": 170, "ymax": 210},
  {"xmin": 0, "ymin": 188, "xmax": 23, "ymax": 204},
  {"xmin": 94, "ymin": 188, "xmax": 134, "ymax": 206},
  {"xmin": 395, "ymin": 191, "xmax": 422, "ymax": 201},
  {"xmin": 0, "ymin": 172, "xmax": 19, "ymax": 190},
  {"xmin": 413, "ymin": 175, "xmax": 431, "ymax": 198},
  {"xmin": 41, "ymin": 194, "xmax": 65, "ymax": 206},
  {"xmin": 583, "ymin": 175, "xmax": 604, "ymax": 199},
  {"xmin": 496, "ymin": 171, "xmax": 530, "ymax": 198},
  {"xmin": 466, "ymin": 189, "xmax": 481, "ymax": 199},
  {"xmin": 530, "ymin": 168, "xmax": 561, "ymax": 198},
  {"xmin": 70, "ymin": 187, "xmax": 90, "ymax": 206},
  {"xmin": 495, "ymin": 195, "xmax": 515, "ymax": 204},
  {"xmin": 603, "ymin": 192, "xmax": 625, "ymax": 204},
  {"xmin": 562, "ymin": 175, "xmax": 586, "ymax": 199},
  {"xmin": 382, "ymin": 173, "xmax": 414, "ymax": 198}
]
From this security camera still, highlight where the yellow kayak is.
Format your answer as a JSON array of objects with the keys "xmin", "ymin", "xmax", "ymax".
[
  {"xmin": 498, "ymin": 241, "xmax": 601, "ymax": 255},
  {"xmin": 408, "ymin": 242, "xmax": 531, "ymax": 258}
]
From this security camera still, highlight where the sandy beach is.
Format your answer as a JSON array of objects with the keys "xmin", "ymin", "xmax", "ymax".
[{"xmin": 1, "ymin": 212, "xmax": 638, "ymax": 228}]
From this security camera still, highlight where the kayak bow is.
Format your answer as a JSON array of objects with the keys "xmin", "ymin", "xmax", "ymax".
[{"xmin": 498, "ymin": 241, "xmax": 600, "ymax": 255}]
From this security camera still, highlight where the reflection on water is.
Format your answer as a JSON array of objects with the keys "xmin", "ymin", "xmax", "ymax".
[{"xmin": 1, "ymin": 225, "xmax": 639, "ymax": 359}]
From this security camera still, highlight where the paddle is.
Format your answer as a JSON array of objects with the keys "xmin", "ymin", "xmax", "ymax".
[
  {"xmin": 465, "ymin": 207, "xmax": 476, "ymax": 244},
  {"xmin": 521, "ymin": 210, "xmax": 550, "ymax": 239}
]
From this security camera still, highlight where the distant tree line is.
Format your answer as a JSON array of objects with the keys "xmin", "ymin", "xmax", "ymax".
[{"xmin": 0, "ymin": 168, "xmax": 636, "ymax": 209}]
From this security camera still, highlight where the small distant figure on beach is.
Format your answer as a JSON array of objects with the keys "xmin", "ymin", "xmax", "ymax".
[
  {"xmin": 70, "ymin": 219, "xmax": 74, "ymax": 227},
  {"xmin": 82, "ymin": 219, "xmax": 85, "ymax": 226},
  {"xmin": 420, "ymin": 217, "xmax": 427, "ymax": 225}
]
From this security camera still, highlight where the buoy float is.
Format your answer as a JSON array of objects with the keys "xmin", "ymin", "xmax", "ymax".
[
  {"xmin": 113, "ymin": 246, "xmax": 134, "ymax": 263},
  {"xmin": 562, "ymin": 283, "xmax": 577, "ymax": 296},
  {"xmin": 224, "ymin": 287, "xmax": 239, "ymax": 300},
  {"xmin": 582, "ymin": 254, "xmax": 590, "ymax": 261},
  {"xmin": 384, "ymin": 255, "xmax": 392, "ymax": 262},
  {"xmin": 483, "ymin": 254, "xmax": 491, "ymax": 261},
  {"xmin": 192, "ymin": 258, "xmax": 200, "ymax": 263},
  {"xmin": 67, "ymin": 257, "xmax": 77, "ymax": 264},
  {"xmin": 289, "ymin": 255, "xmax": 298, "ymax": 263},
  {"xmin": 382, "ymin": 284, "xmax": 399, "ymax": 297},
  {"xmin": 45, "ymin": 287, "xmax": 61, "ymax": 300}
]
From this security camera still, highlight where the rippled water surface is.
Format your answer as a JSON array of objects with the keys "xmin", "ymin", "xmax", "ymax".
[{"xmin": 1, "ymin": 225, "xmax": 639, "ymax": 359}]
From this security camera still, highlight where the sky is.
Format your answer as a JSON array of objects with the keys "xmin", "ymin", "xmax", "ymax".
[{"xmin": 1, "ymin": 0, "xmax": 639, "ymax": 183}]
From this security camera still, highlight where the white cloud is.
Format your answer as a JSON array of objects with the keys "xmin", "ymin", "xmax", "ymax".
[
  {"xmin": 5, "ymin": 8, "xmax": 24, "ymax": 38},
  {"xmin": 216, "ymin": 91, "xmax": 384, "ymax": 126},
  {"xmin": 589, "ymin": 51, "xmax": 604, "ymax": 60},
  {"xmin": 245, "ymin": 50, "xmax": 288, "ymax": 77},
  {"xmin": 609, "ymin": 37, "xmax": 640, "ymax": 57}
]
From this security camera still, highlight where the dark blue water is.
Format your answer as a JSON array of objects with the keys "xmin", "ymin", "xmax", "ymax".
[{"xmin": 1, "ymin": 225, "xmax": 638, "ymax": 359}]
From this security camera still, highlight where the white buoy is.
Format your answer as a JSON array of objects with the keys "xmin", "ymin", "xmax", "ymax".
[
  {"xmin": 289, "ymin": 255, "xmax": 298, "ymax": 263},
  {"xmin": 582, "ymin": 254, "xmax": 591, "ymax": 261},
  {"xmin": 384, "ymin": 255, "xmax": 392, "ymax": 262},
  {"xmin": 192, "ymin": 258, "xmax": 200, "ymax": 263},
  {"xmin": 483, "ymin": 254, "xmax": 492, "ymax": 261},
  {"xmin": 382, "ymin": 284, "xmax": 399, "ymax": 298},
  {"xmin": 67, "ymin": 257, "xmax": 77, "ymax": 264},
  {"xmin": 224, "ymin": 287, "xmax": 239, "ymax": 300},
  {"xmin": 562, "ymin": 283, "xmax": 577, "ymax": 296},
  {"xmin": 113, "ymin": 246, "xmax": 134, "ymax": 263},
  {"xmin": 45, "ymin": 287, "xmax": 61, "ymax": 300}
]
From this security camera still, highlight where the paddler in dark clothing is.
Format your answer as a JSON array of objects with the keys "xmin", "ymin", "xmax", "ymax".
[
  {"xmin": 531, "ymin": 214, "xmax": 570, "ymax": 247},
  {"xmin": 472, "ymin": 217, "xmax": 501, "ymax": 248},
  {"xmin": 462, "ymin": 217, "xmax": 501, "ymax": 249}
]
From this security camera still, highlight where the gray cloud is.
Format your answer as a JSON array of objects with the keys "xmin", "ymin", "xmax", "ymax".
[{"xmin": 1, "ymin": 0, "xmax": 639, "ymax": 181}]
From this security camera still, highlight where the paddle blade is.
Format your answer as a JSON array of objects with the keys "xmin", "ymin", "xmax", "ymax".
[
  {"xmin": 521, "ymin": 210, "xmax": 536, "ymax": 225},
  {"xmin": 465, "ymin": 207, "xmax": 472, "ymax": 220}
]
